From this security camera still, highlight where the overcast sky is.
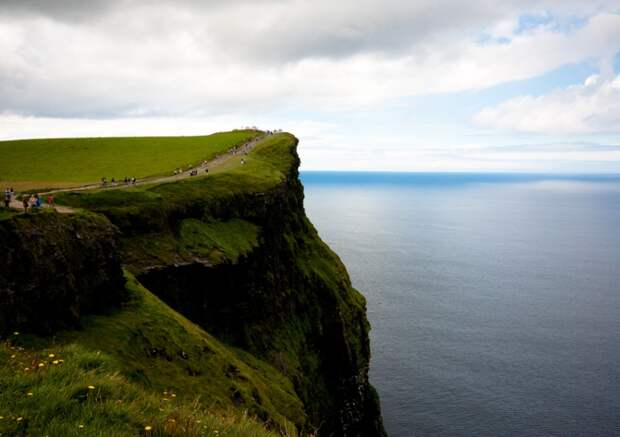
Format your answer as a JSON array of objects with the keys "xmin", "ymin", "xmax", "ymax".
[{"xmin": 1, "ymin": 0, "xmax": 620, "ymax": 172}]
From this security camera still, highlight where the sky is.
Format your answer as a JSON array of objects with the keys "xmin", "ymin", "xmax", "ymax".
[{"xmin": 1, "ymin": 0, "xmax": 620, "ymax": 172}]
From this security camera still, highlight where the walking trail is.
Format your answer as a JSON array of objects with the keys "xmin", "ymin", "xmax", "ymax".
[{"xmin": 8, "ymin": 134, "xmax": 266, "ymax": 214}]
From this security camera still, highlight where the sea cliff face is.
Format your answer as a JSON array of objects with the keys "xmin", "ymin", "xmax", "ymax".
[
  {"xmin": 1, "ymin": 133, "xmax": 386, "ymax": 436},
  {"xmin": 135, "ymin": 153, "xmax": 386, "ymax": 436}
]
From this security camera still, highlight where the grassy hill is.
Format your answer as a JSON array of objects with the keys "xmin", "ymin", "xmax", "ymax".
[
  {"xmin": 0, "ymin": 273, "xmax": 303, "ymax": 436},
  {"xmin": 0, "ymin": 130, "xmax": 259, "ymax": 191}
]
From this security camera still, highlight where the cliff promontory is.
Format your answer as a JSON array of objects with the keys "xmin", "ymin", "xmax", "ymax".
[{"xmin": 0, "ymin": 132, "xmax": 385, "ymax": 436}]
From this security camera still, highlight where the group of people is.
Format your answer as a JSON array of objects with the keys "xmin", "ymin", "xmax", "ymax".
[
  {"xmin": 173, "ymin": 163, "xmax": 199, "ymax": 176},
  {"xmin": 3, "ymin": 187, "xmax": 15, "ymax": 208},
  {"xmin": 101, "ymin": 176, "xmax": 137, "ymax": 186},
  {"xmin": 174, "ymin": 159, "xmax": 211, "ymax": 177},
  {"xmin": 3, "ymin": 187, "xmax": 55, "ymax": 213},
  {"xmin": 20, "ymin": 193, "xmax": 54, "ymax": 212}
]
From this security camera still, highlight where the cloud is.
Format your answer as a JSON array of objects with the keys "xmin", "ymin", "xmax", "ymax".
[
  {"xmin": 473, "ymin": 72, "xmax": 620, "ymax": 134},
  {"xmin": 0, "ymin": 2, "xmax": 619, "ymax": 118}
]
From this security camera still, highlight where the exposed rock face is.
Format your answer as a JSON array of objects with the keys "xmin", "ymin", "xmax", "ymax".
[
  {"xmin": 136, "ymin": 146, "xmax": 387, "ymax": 436},
  {"xmin": 0, "ymin": 213, "xmax": 126, "ymax": 335}
]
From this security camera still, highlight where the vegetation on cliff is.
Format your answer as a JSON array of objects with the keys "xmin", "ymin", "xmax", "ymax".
[
  {"xmin": 0, "ymin": 274, "xmax": 300, "ymax": 436},
  {"xmin": 0, "ymin": 131, "xmax": 385, "ymax": 436}
]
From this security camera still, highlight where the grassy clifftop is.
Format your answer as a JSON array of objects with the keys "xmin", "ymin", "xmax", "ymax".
[
  {"xmin": 0, "ymin": 130, "xmax": 259, "ymax": 191},
  {"xmin": 0, "ymin": 131, "xmax": 385, "ymax": 436}
]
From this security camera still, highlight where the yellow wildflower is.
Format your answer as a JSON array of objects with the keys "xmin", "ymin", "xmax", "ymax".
[
  {"xmin": 13, "ymin": 332, "xmax": 19, "ymax": 336},
  {"xmin": 145, "ymin": 425, "xmax": 153, "ymax": 431},
  {"xmin": 48, "ymin": 353, "xmax": 55, "ymax": 358},
  {"xmin": 88, "ymin": 385, "xmax": 95, "ymax": 390},
  {"xmin": 17, "ymin": 417, "xmax": 23, "ymax": 422},
  {"xmin": 24, "ymin": 367, "xmax": 30, "ymax": 371},
  {"xmin": 58, "ymin": 359, "xmax": 65, "ymax": 363},
  {"xmin": 79, "ymin": 424, "xmax": 84, "ymax": 428},
  {"xmin": 38, "ymin": 363, "xmax": 45, "ymax": 368},
  {"xmin": 52, "ymin": 360, "xmax": 59, "ymax": 365},
  {"xmin": 27, "ymin": 392, "xmax": 33, "ymax": 396}
]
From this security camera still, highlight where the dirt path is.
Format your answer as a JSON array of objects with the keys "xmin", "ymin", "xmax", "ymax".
[
  {"xmin": 7, "ymin": 134, "xmax": 266, "ymax": 214},
  {"xmin": 8, "ymin": 198, "xmax": 74, "ymax": 214}
]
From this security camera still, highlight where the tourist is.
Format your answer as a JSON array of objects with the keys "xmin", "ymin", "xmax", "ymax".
[
  {"xmin": 3, "ymin": 189, "xmax": 10, "ymax": 208},
  {"xmin": 47, "ymin": 194, "xmax": 55, "ymax": 209},
  {"xmin": 31, "ymin": 194, "xmax": 42, "ymax": 211},
  {"xmin": 22, "ymin": 196, "xmax": 29, "ymax": 213}
]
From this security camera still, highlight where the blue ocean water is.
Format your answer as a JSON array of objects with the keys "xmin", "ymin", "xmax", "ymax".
[{"xmin": 300, "ymin": 172, "xmax": 620, "ymax": 437}]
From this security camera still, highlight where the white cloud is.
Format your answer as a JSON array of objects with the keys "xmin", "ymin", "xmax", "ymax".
[
  {"xmin": 0, "ymin": 3, "xmax": 619, "ymax": 117},
  {"xmin": 473, "ymin": 72, "xmax": 620, "ymax": 134}
]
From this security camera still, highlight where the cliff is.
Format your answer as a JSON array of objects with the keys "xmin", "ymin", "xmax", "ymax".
[
  {"xmin": 133, "ymin": 149, "xmax": 386, "ymax": 436},
  {"xmin": 0, "ymin": 133, "xmax": 386, "ymax": 436}
]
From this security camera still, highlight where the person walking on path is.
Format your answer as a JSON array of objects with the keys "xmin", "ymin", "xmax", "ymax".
[
  {"xmin": 47, "ymin": 194, "xmax": 55, "ymax": 209},
  {"xmin": 3, "ymin": 189, "xmax": 10, "ymax": 208},
  {"xmin": 22, "ymin": 195, "xmax": 29, "ymax": 213}
]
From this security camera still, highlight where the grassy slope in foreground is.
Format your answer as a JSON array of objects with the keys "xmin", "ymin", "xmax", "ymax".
[
  {"xmin": 0, "ymin": 130, "xmax": 259, "ymax": 191},
  {"xmin": 0, "ymin": 273, "xmax": 304, "ymax": 436}
]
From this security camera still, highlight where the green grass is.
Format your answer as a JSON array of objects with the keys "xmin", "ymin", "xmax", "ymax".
[
  {"xmin": 120, "ymin": 218, "xmax": 261, "ymax": 272},
  {"xmin": 0, "ymin": 273, "xmax": 305, "ymax": 436},
  {"xmin": 54, "ymin": 133, "xmax": 298, "ymax": 273},
  {"xmin": 55, "ymin": 133, "xmax": 298, "ymax": 235},
  {"xmin": 0, "ymin": 208, "xmax": 19, "ymax": 221},
  {"xmin": 56, "ymin": 133, "xmax": 296, "ymax": 208},
  {"xmin": 179, "ymin": 218, "xmax": 260, "ymax": 264},
  {"xmin": 0, "ymin": 130, "xmax": 260, "ymax": 191}
]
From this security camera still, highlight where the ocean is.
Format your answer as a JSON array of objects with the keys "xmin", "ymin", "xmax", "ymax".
[{"xmin": 300, "ymin": 172, "xmax": 620, "ymax": 437}]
